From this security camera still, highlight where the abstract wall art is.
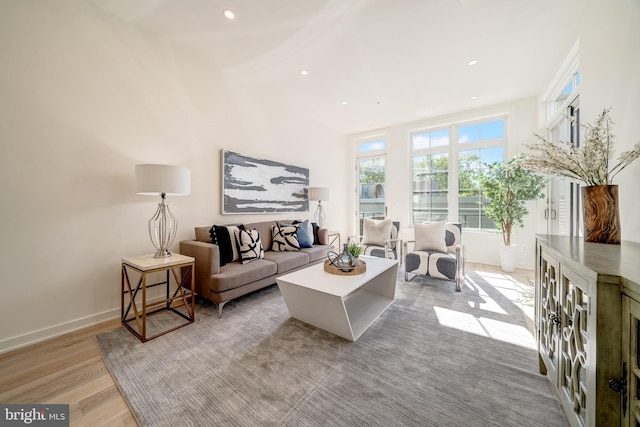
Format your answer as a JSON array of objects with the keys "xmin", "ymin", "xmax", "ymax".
[{"xmin": 222, "ymin": 149, "xmax": 309, "ymax": 214}]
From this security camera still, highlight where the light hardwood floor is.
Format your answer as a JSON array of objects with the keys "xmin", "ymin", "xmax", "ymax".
[
  {"xmin": 0, "ymin": 264, "xmax": 533, "ymax": 427},
  {"xmin": 0, "ymin": 319, "xmax": 138, "ymax": 426}
]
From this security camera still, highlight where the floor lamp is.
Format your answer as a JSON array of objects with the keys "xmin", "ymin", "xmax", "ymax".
[
  {"xmin": 308, "ymin": 187, "xmax": 330, "ymax": 228},
  {"xmin": 135, "ymin": 164, "xmax": 191, "ymax": 257}
]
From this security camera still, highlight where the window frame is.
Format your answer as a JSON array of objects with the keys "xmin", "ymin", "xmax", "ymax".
[
  {"xmin": 355, "ymin": 133, "xmax": 388, "ymax": 233},
  {"xmin": 409, "ymin": 116, "xmax": 507, "ymax": 230}
]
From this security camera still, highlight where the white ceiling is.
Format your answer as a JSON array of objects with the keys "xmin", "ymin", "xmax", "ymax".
[{"xmin": 90, "ymin": 0, "xmax": 580, "ymax": 134}]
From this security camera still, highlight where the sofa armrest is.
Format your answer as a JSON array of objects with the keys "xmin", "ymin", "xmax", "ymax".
[{"xmin": 179, "ymin": 240, "xmax": 221, "ymax": 300}]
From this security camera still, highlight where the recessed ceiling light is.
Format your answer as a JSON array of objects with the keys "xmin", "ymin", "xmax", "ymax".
[
  {"xmin": 468, "ymin": 60, "xmax": 478, "ymax": 66},
  {"xmin": 341, "ymin": 101, "xmax": 348, "ymax": 105},
  {"xmin": 368, "ymin": 121, "xmax": 373, "ymax": 124},
  {"xmin": 222, "ymin": 9, "xmax": 235, "ymax": 20},
  {"xmin": 300, "ymin": 70, "xmax": 308, "ymax": 76},
  {"xmin": 470, "ymin": 96, "xmax": 478, "ymax": 100}
]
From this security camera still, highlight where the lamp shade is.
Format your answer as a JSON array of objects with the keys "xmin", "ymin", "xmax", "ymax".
[
  {"xmin": 135, "ymin": 164, "xmax": 191, "ymax": 196},
  {"xmin": 308, "ymin": 187, "xmax": 330, "ymax": 201}
]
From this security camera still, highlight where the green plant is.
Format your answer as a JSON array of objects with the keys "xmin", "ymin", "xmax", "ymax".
[
  {"xmin": 479, "ymin": 155, "xmax": 546, "ymax": 246},
  {"xmin": 347, "ymin": 242, "xmax": 364, "ymax": 258}
]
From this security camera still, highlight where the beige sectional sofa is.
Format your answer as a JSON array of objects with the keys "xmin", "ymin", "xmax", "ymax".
[{"xmin": 180, "ymin": 220, "xmax": 333, "ymax": 317}]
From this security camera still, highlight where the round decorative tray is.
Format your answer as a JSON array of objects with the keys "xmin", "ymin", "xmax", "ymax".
[{"xmin": 323, "ymin": 259, "xmax": 366, "ymax": 275}]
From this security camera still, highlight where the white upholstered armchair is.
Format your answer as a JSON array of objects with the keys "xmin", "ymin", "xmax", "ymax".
[
  {"xmin": 404, "ymin": 222, "xmax": 465, "ymax": 291},
  {"xmin": 348, "ymin": 218, "xmax": 402, "ymax": 262}
]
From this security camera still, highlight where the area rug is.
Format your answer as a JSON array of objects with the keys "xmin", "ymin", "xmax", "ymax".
[{"xmin": 95, "ymin": 270, "xmax": 567, "ymax": 426}]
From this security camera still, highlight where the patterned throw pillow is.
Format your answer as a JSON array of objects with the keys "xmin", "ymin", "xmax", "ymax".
[
  {"xmin": 271, "ymin": 225, "xmax": 300, "ymax": 251},
  {"xmin": 235, "ymin": 228, "xmax": 264, "ymax": 264}
]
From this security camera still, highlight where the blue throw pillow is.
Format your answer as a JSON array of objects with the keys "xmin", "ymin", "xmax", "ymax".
[
  {"xmin": 294, "ymin": 220, "xmax": 313, "ymax": 248},
  {"xmin": 311, "ymin": 222, "xmax": 320, "ymax": 245}
]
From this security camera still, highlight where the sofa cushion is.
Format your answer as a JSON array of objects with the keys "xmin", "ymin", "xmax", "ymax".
[
  {"xmin": 195, "ymin": 226, "xmax": 212, "ymax": 243},
  {"xmin": 405, "ymin": 251, "xmax": 456, "ymax": 280},
  {"xmin": 263, "ymin": 251, "xmax": 309, "ymax": 273},
  {"xmin": 299, "ymin": 244, "xmax": 332, "ymax": 263},
  {"xmin": 236, "ymin": 228, "xmax": 264, "ymax": 264},
  {"xmin": 210, "ymin": 259, "xmax": 277, "ymax": 292},
  {"xmin": 271, "ymin": 225, "xmax": 300, "ymax": 251}
]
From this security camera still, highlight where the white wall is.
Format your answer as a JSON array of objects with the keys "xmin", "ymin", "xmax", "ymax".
[
  {"xmin": 0, "ymin": 1, "xmax": 347, "ymax": 352},
  {"xmin": 579, "ymin": 0, "xmax": 640, "ymax": 243}
]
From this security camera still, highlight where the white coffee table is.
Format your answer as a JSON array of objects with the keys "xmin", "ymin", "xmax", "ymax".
[{"xmin": 276, "ymin": 256, "xmax": 399, "ymax": 341}]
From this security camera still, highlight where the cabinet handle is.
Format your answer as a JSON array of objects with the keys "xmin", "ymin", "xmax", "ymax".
[
  {"xmin": 548, "ymin": 312, "xmax": 561, "ymax": 326},
  {"xmin": 608, "ymin": 362, "xmax": 628, "ymax": 417}
]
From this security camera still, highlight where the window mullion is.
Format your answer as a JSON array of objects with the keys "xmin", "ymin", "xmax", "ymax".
[{"xmin": 449, "ymin": 125, "xmax": 459, "ymax": 222}]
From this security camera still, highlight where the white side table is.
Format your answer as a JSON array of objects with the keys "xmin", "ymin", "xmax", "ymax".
[{"xmin": 121, "ymin": 253, "xmax": 195, "ymax": 342}]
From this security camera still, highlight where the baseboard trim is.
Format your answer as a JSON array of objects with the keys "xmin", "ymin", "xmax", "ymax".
[{"xmin": 0, "ymin": 307, "xmax": 120, "ymax": 355}]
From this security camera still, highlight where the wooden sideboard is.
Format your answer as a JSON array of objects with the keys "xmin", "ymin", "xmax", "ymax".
[{"xmin": 535, "ymin": 235, "xmax": 640, "ymax": 427}]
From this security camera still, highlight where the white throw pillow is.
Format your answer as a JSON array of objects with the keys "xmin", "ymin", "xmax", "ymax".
[
  {"xmin": 362, "ymin": 218, "xmax": 393, "ymax": 247},
  {"xmin": 414, "ymin": 222, "xmax": 447, "ymax": 252}
]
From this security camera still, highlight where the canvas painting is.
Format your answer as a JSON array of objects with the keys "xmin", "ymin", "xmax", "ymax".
[{"xmin": 222, "ymin": 150, "xmax": 309, "ymax": 214}]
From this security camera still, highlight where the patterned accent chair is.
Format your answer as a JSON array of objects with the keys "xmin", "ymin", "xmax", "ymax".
[
  {"xmin": 348, "ymin": 219, "xmax": 402, "ymax": 262},
  {"xmin": 404, "ymin": 222, "xmax": 465, "ymax": 291}
]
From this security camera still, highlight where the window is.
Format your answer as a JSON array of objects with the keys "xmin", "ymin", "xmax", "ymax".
[
  {"xmin": 549, "ymin": 71, "xmax": 580, "ymax": 120},
  {"xmin": 458, "ymin": 146, "xmax": 504, "ymax": 228},
  {"xmin": 458, "ymin": 120, "xmax": 505, "ymax": 144},
  {"xmin": 359, "ymin": 139, "xmax": 385, "ymax": 153},
  {"xmin": 412, "ymin": 129, "xmax": 449, "ymax": 149},
  {"xmin": 356, "ymin": 136, "xmax": 387, "ymax": 234},
  {"xmin": 411, "ymin": 118, "xmax": 506, "ymax": 229},
  {"xmin": 411, "ymin": 129, "xmax": 450, "ymax": 223},
  {"xmin": 542, "ymin": 40, "xmax": 580, "ymax": 237},
  {"xmin": 412, "ymin": 153, "xmax": 449, "ymax": 222}
]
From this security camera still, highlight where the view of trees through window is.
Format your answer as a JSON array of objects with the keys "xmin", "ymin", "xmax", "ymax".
[
  {"xmin": 411, "ymin": 118, "xmax": 505, "ymax": 229},
  {"xmin": 412, "ymin": 154, "xmax": 449, "ymax": 222},
  {"xmin": 358, "ymin": 156, "xmax": 386, "ymax": 233}
]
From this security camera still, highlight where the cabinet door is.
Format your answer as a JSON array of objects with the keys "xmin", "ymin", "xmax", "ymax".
[
  {"xmin": 622, "ymin": 295, "xmax": 640, "ymax": 427},
  {"xmin": 538, "ymin": 249, "xmax": 561, "ymax": 382},
  {"xmin": 558, "ymin": 264, "xmax": 590, "ymax": 427}
]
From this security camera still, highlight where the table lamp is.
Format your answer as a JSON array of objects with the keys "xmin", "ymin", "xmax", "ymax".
[
  {"xmin": 135, "ymin": 164, "xmax": 191, "ymax": 257},
  {"xmin": 308, "ymin": 187, "xmax": 330, "ymax": 228}
]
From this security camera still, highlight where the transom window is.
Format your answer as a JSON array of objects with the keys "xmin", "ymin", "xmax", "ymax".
[
  {"xmin": 359, "ymin": 139, "xmax": 386, "ymax": 153},
  {"xmin": 412, "ymin": 129, "xmax": 449, "ymax": 149}
]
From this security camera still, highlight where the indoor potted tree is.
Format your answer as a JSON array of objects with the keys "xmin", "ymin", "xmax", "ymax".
[{"xmin": 479, "ymin": 155, "xmax": 545, "ymax": 272}]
